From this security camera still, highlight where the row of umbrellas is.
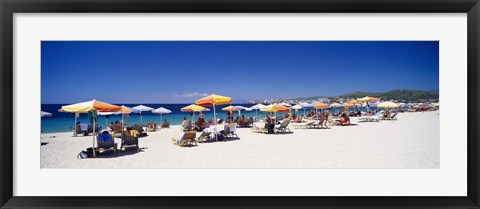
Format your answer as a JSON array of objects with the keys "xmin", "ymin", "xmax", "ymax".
[{"xmin": 41, "ymin": 95, "xmax": 437, "ymax": 153}]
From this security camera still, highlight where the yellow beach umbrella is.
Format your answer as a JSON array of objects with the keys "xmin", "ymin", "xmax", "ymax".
[
  {"xmin": 378, "ymin": 101, "xmax": 399, "ymax": 108},
  {"xmin": 343, "ymin": 103, "xmax": 355, "ymax": 108},
  {"xmin": 314, "ymin": 102, "xmax": 328, "ymax": 109},
  {"xmin": 117, "ymin": 105, "xmax": 133, "ymax": 114},
  {"xmin": 195, "ymin": 94, "xmax": 232, "ymax": 141},
  {"xmin": 221, "ymin": 105, "xmax": 238, "ymax": 111},
  {"xmin": 61, "ymin": 99, "xmax": 121, "ymax": 157},
  {"xmin": 195, "ymin": 94, "xmax": 232, "ymax": 106},
  {"xmin": 330, "ymin": 103, "xmax": 341, "ymax": 108},
  {"xmin": 181, "ymin": 104, "xmax": 207, "ymax": 112},
  {"xmin": 181, "ymin": 104, "xmax": 207, "ymax": 122},
  {"xmin": 61, "ymin": 99, "xmax": 121, "ymax": 113},
  {"xmin": 260, "ymin": 103, "xmax": 290, "ymax": 113},
  {"xmin": 357, "ymin": 96, "xmax": 379, "ymax": 102}
]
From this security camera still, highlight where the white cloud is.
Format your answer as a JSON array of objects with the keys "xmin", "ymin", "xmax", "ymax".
[{"xmin": 173, "ymin": 92, "xmax": 209, "ymax": 98}]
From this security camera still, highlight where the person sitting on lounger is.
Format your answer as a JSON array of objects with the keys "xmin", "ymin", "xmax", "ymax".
[
  {"xmin": 265, "ymin": 113, "xmax": 275, "ymax": 134},
  {"xmin": 340, "ymin": 113, "xmax": 350, "ymax": 125},
  {"xmin": 161, "ymin": 119, "xmax": 170, "ymax": 128},
  {"xmin": 195, "ymin": 117, "xmax": 206, "ymax": 132},
  {"xmin": 294, "ymin": 115, "xmax": 303, "ymax": 123},
  {"xmin": 182, "ymin": 117, "xmax": 188, "ymax": 127}
]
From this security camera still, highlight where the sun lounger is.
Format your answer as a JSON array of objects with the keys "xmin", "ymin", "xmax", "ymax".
[
  {"xmin": 223, "ymin": 123, "xmax": 239, "ymax": 138},
  {"xmin": 274, "ymin": 119, "xmax": 291, "ymax": 133},
  {"xmin": 131, "ymin": 124, "xmax": 147, "ymax": 137},
  {"xmin": 172, "ymin": 131, "xmax": 197, "ymax": 147},
  {"xmin": 383, "ymin": 112, "xmax": 398, "ymax": 120},
  {"xmin": 306, "ymin": 119, "xmax": 326, "ymax": 129},
  {"xmin": 292, "ymin": 121, "xmax": 314, "ymax": 129},
  {"xmin": 121, "ymin": 134, "xmax": 139, "ymax": 152},
  {"xmin": 197, "ymin": 131, "xmax": 212, "ymax": 143},
  {"xmin": 251, "ymin": 123, "xmax": 267, "ymax": 133},
  {"xmin": 358, "ymin": 112, "xmax": 382, "ymax": 122},
  {"xmin": 88, "ymin": 124, "xmax": 100, "ymax": 134},
  {"xmin": 96, "ymin": 133, "xmax": 117, "ymax": 156}
]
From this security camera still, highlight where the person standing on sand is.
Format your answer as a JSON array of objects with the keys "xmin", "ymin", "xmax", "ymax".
[{"xmin": 324, "ymin": 110, "xmax": 330, "ymax": 128}]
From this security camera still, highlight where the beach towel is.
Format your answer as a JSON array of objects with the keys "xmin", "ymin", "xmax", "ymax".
[
  {"xmin": 80, "ymin": 124, "xmax": 88, "ymax": 131},
  {"xmin": 97, "ymin": 134, "xmax": 111, "ymax": 142}
]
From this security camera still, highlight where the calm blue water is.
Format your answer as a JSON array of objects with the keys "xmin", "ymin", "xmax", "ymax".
[{"xmin": 41, "ymin": 104, "xmax": 381, "ymax": 133}]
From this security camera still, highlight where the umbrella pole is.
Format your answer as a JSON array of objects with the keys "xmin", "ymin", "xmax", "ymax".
[
  {"xmin": 140, "ymin": 113, "xmax": 143, "ymax": 126},
  {"xmin": 93, "ymin": 116, "xmax": 96, "ymax": 157},
  {"xmin": 74, "ymin": 114, "xmax": 77, "ymax": 137},
  {"xmin": 214, "ymin": 104, "xmax": 218, "ymax": 141},
  {"xmin": 122, "ymin": 114, "xmax": 125, "ymax": 137}
]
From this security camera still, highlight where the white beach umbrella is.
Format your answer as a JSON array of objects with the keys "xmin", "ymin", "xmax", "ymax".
[
  {"xmin": 250, "ymin": 103, "xmax": 266, "ymax": 119},
  {"xmin": 97, "ymin": 111, "xmax": 114, "ymax": 129},
  {"xmin": 291, "ymin": 104, "xmax": 303, "ymax": 111},
  {"xmin": 234, "ymin": 105, "xmax": 252, "ymax": 118},
  {"xmin": 132, "ymin": 105, "xmax": 154, "ymax": 125},
  {"xmin": 41, "ymin": 111, "xmax": 52, "ymax": 117},
  {"xmin": 299, "ymin": 102, "xmax": 313, "ymax": 115},
  {"xmin": 152, "ymin": 107, "xmax": 172, "ymax": 123}
]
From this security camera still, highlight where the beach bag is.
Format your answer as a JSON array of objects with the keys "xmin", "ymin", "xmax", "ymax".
[
  {"xmin": 77, "ymin": 147, "xmax": 95, "ymax": 159},
  {"xmin": 77, "ymin": 151, "xmax": 90, "ymax": 159}
]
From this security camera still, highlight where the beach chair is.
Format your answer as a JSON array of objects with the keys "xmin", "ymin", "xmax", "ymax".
[
  {"xmin": 251, "ymin": 123, "xmax": 266, "ymax": 133},
  {"xmin": 112, "ymin": 125, "xmax": 124, "ymax": 137},
  {"xmin": 380, "ymin": 112, "xmax": 392, "ymax": 120},
  {"xmin": 172, "ymin": 131, "xmax": 197, "ymax": 147},
  {"xmin": 307, "ymin": 119, "xmax": 326, "ymax": 129},
  {"xmin": 274, "ymin": 119, "xmax": 291, "ymax": 133},
  {"xmin": 292, "ymin": 121, "xmax": 313, "ymax": 129},
  {"xmin": 75, "ymin": 124, "xmax": 88, "ymax": 136},
  {"xmin": 223, "ymin": 123, "xmax": 239, "ymax": 138},
  {"xmin": 121, "ymin": 134, "xmax": 139, "ymax": 152},
  {"xmin": 197, "ymin": 131, "xmax": 212, "ymax": 143},
  {"xmin": 88, "ymin": 124, "xmax": 100, "ymax": 134},
  {"xmin": 96, "ymin": 133, "xmax": 117, "ymax": 156},
  {"xmin": 384, "ymin": 112, "xmax": 398, "ymax": 120},
  {"xmin": 131, "ymin": 124, "xmax": 146, "ymax": 136},
  {"xmin": 359, "ymin": 112, "xmax": 382, "ymax": 122}
]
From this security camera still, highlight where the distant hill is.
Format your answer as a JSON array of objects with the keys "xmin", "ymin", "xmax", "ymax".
[{"xmin": 338, "ymin": 89, "xmax": 439, "ymax": 102}]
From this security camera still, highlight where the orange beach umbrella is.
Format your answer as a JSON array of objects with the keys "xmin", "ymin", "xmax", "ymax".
[
  {"xmin": 61, "ymin": 99, "xmax": 121, "ymax": 113},
  {"xmin": 221, "ymin": 106, "xmax": 238, "ymax": 111},
  {"xmin": 61, "ymin": 99, "xmax": 120, "ymax": 157},
  {"xmin": 181, "ymin": 104, "xmax": 207, "ymax": 112},
  {"xmin": 195, "ymin": 94, "xmax": 232, "ymax": 106},
  {"xmin": 314, "ymin": 102, "xmax": 328, "ymax": 109},
  {"xmin": 195, "ymin": 94, "xmax": 232, "ymax": 141}
]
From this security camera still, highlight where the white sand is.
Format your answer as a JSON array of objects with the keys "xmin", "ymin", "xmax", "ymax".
[{"xmin": 41, "ymin": 111, "xmax": 439, "ymax": 169}]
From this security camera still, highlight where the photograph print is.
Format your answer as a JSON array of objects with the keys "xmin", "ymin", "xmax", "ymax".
[{"xmin": 40, "ymin": 41, "xmax": 439, "ymax": 169}]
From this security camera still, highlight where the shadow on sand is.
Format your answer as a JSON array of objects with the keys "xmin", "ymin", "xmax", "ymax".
[{"xmin": 93, "ymin": 147, "xmax": 146, "ymax": 158}]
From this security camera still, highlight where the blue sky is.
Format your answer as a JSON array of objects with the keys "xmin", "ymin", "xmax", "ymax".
[{"xmin": 41, "ymin": 41, "xmax": 439, "ymax": 104}]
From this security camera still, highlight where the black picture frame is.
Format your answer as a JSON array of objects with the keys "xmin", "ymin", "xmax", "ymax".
[{"xmin": 1, "ymin": 0, "xmax": 479, "ymax": 208}]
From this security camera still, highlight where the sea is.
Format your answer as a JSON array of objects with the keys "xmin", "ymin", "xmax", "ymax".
[{"xmin": 41, "ymin": 103, "xmax": 372, "ymax": 133}]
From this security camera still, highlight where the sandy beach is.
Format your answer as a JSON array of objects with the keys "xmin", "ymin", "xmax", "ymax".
[{"xmin": 40, "ymin": 111, "xmax": 439, "ymax": 169}]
